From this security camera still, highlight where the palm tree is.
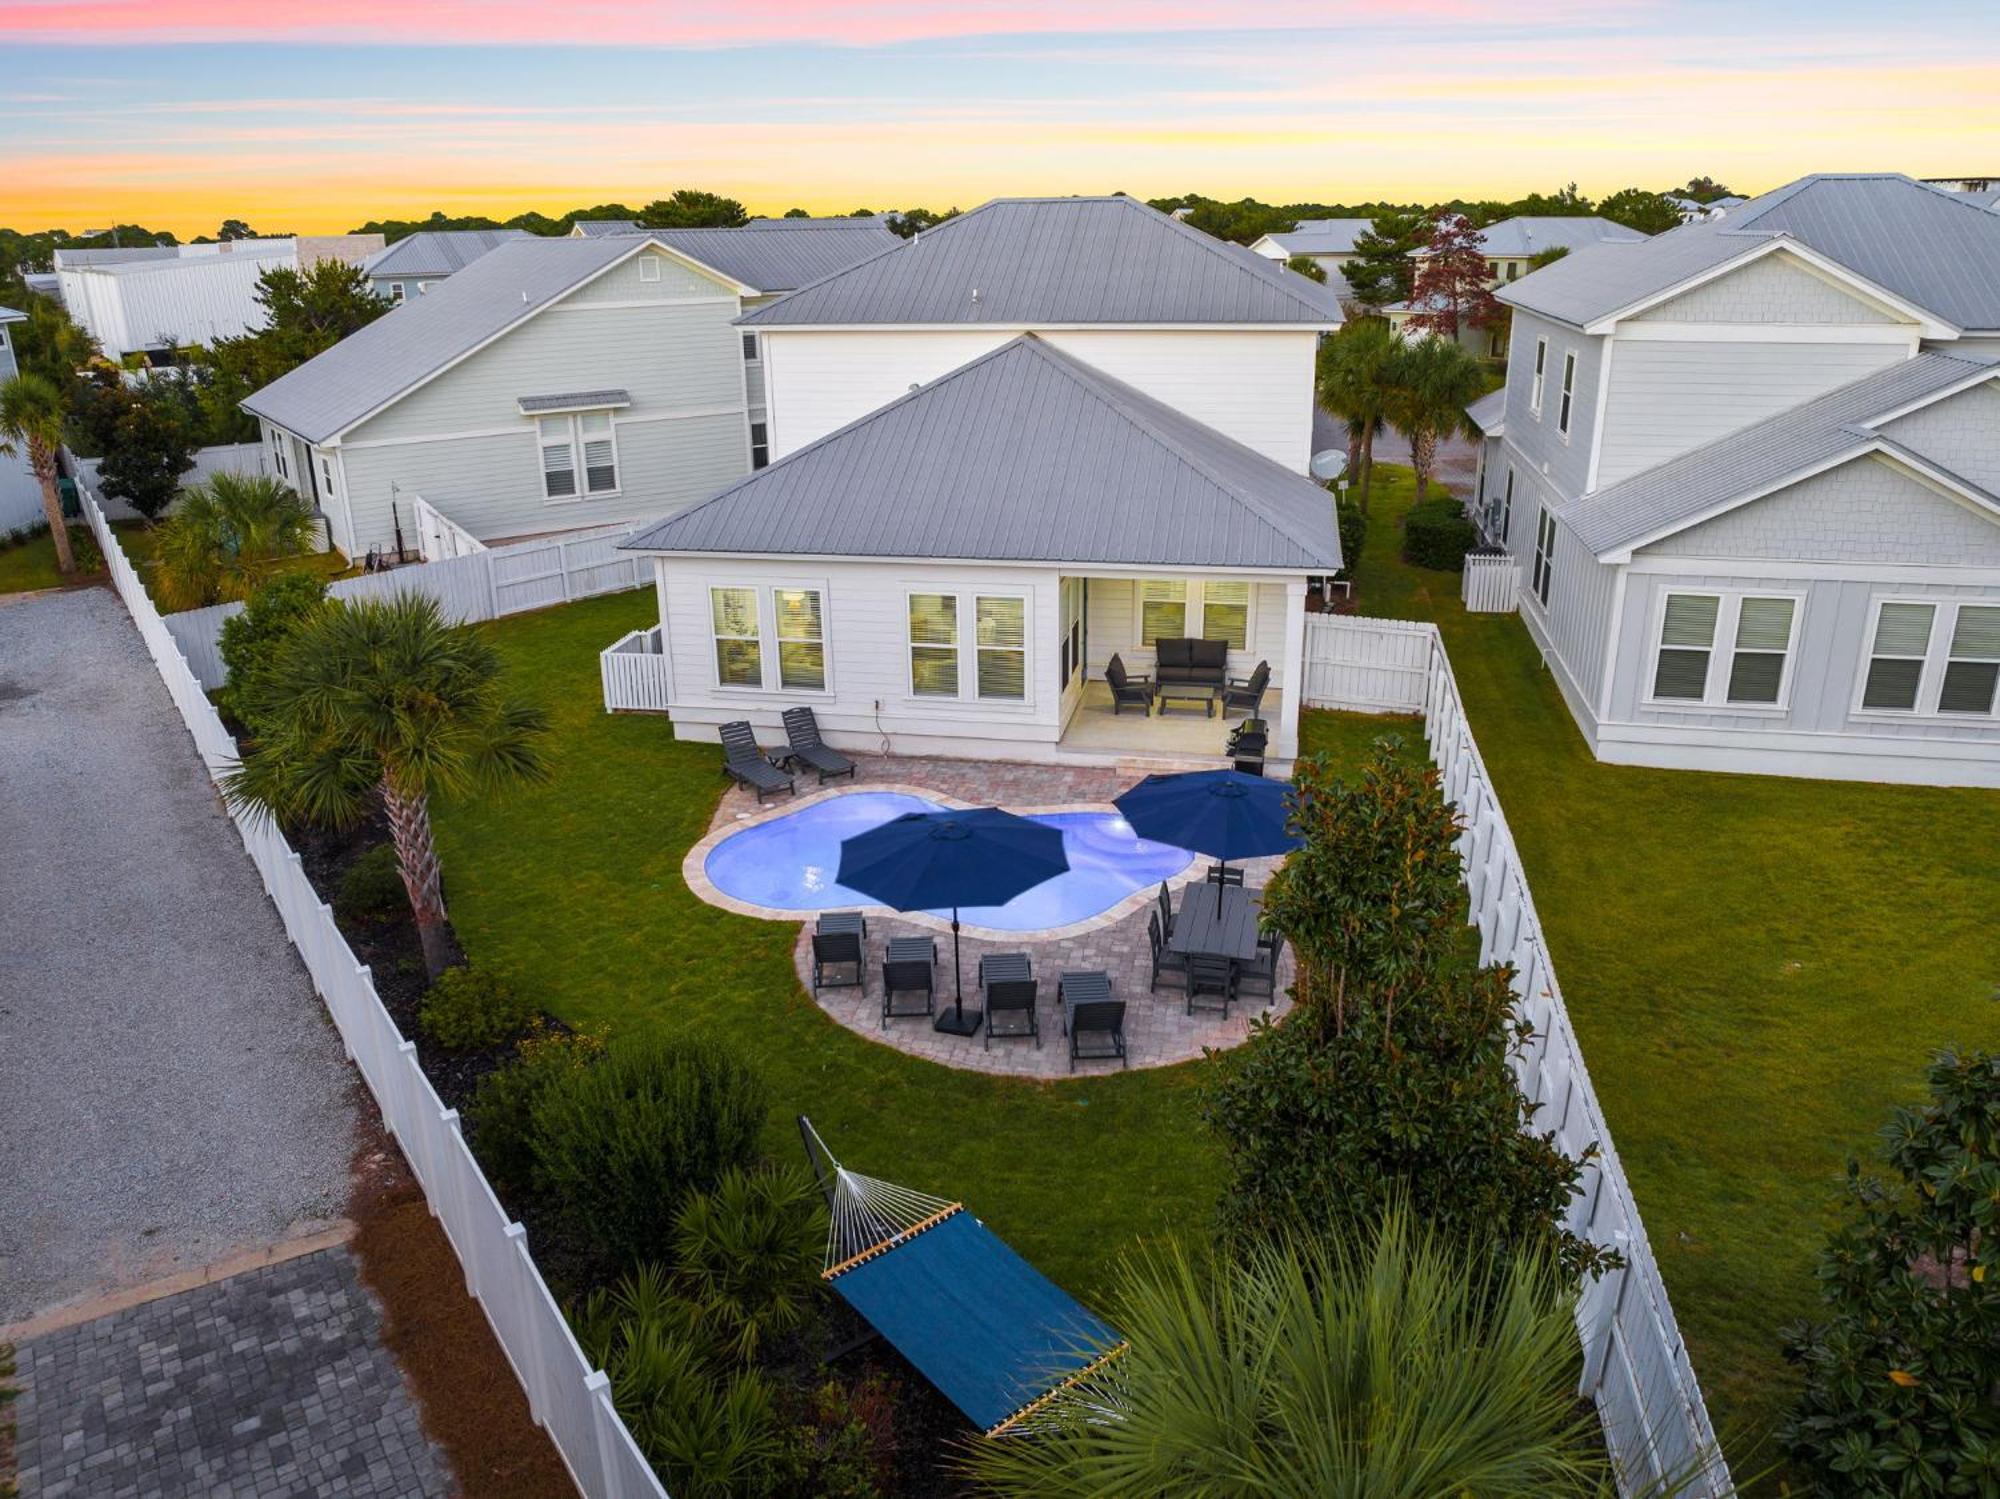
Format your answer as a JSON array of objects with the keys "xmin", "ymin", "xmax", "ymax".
[
  {"xmin": 222, "ymin": 593, "xmax": 549, "ymax": 977},
  {"xmin": 965, "ymin": 1209, "xmax": 1610, "ymax": 1498},
  {"xmin": 0, "ymin": 373, "xmax": 75, "ymax": 574},
  {"xmin": 1383, "ymin": 334, "xmax": 1489, "ymax": 502},
  {"xmin": 1314, "ymin": 318, "xmax": 1398, "ymax": 514},
  {"xmin": 150, "ymin": 470, "xmax": 317, "ymax": 610}
]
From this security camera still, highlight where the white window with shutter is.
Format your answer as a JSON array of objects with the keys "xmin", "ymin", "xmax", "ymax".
[
  {"xmin": 1856, "ymin": 599, "xmax": 2000, "ymax": 717},
  {"xmin": 976, "ymin": 596, "xmax": 1026, "ymax": 700},
  {"xmin": 1199, "ymin": 581, "xmax": 1251, "ymax": 650},
  {"xmin": 1139, "ymin": 580, "xmax": 1187, "ymax": 645}
]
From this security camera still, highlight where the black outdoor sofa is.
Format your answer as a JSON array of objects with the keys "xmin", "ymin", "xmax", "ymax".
[
  {"xmin": 719, "ymin": 720, "xmax": 796, "ymax": 803},
  {"xmin": 781, "ymin": 707, "xmax": 856, "ymax": 784},
  {"xmin": 1153, "ymin": 638, "xmax": 1229, "ymax": 688}
]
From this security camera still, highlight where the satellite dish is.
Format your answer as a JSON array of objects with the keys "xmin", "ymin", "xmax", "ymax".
[{"xmin": 1310, "ymin": 449, "xmax": 1349, "ymax": 482}]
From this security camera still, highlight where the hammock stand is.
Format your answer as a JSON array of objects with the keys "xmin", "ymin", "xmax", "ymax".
[{"xmin": 800, "ymin": 1116, "xmax": 1126, "ymax": 1436}]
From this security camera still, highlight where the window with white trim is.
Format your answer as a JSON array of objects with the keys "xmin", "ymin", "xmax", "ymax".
[
  {"xmin": 388, "ymin": 281, "xmax": 405, "ymax": 304},
  {"xmin": 1139, "ymin": 580, "xmax": 1187, "ymax": 645},
  {"xmin": 579, "ymin": 411, "xmax": 618, "ymax": 494},
  {"xmin": 1860, "ymin": 600, "xmax": 2000, "ymax": 716},
  {"xmin": 1060, "ymin": 576, "xmax": 1083, "ymax": 689},
  {"xmin": 711, "ymin": 587, "xmax": 761, "ymax": 686},
  {"xmin": 1941, "ymin": 606, "xmax": 2000, "ymax": 715},
  {"xmin": 1531, "ymin": 508, "xmax": 1555, "ymax": 606},
  {"xmin": 537, "ymin": 410, "xmax": 619, "ymax": 500},
  {"xmin": 538, "ymin": 416, "xmax": 577, "ymax": 498},
  {"xmin": 1200, "ymin": 581, "xmax": 1250, "ymax": 650},
  {"xmin": 976, "ymin": 596, "xmax": 1026, "ymax": 700},
  {"xmin": 750, "ymin": 420, "xmax": 769, "ymax": 470},
  {"xmin": 774, "ymin": 587, "xmax": 825, "ymax": 690},
  {"xmin": 909, "ymin": 593, "xmax": 959, "ymax": 697},
  {"xmin": 1648, "ymin": 592, "xmax": 1798, "ymax": 706},
  {"xmin": 1498, "ymin": 465, "xmax": 1515, "ymax": 544},
  {"xmin": 1725, "ymin": 596, "xmax": 1796, "ymax": 705},
  {"xmin": 1529, "ymin": 338, "xmax": 1546, "ymax": 416},
  {"xmin": 268, "ymin": 426, "xmax": 289, "ymax": 481},
  {"xmin": 638, "ymin": 257, "xmax": 661, "ymax": 283},
  {"xmin": 1861, "ymin": 602, "xmax": 1934, "ymax": 712},
  {"xmin": 741, "ymin": 331, "xmax": 760, "ymax": 362},
  {"xmin": 1651, "ymin": 593, "xmax": 1718, "ymax": 700},
  {"xmin": 1557, "ymin": 351, "xmax": 1577, "ymax": 438},
  {"xmin": 318, "ymin": 454, "xmax": 336, "ymax": 504}
]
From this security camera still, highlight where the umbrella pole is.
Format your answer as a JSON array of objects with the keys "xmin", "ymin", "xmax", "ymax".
[{"xmin": 933, "ymin": 908, "xmax": 983, "ymax": 1037}]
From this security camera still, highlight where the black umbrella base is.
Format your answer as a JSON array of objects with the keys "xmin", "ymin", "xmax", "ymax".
[{"xmin": 933, "ymin": 1007, "xmax": 985, "ymax": 1037}]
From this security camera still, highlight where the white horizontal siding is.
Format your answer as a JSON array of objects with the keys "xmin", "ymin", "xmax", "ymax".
[
  {"xmin": 1500, "ymin": 312, "xmax": 1603, "ymax": 500},
  {"xmin": 1084, "ymin": 577, "xmax": 1286, "ymax": 679},
  {"xmin": 761, "ymin": 327, "xmax": 1317, "ymax": 470},
  {"xmin": 1595, "ymin": 339, "xmax": 1907, "ymax": 488}
]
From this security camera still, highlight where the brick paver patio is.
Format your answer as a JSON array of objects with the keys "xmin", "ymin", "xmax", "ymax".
[{"xmin": 696, "ymin": 753, "xmax": 1295, "ymax": 1077}]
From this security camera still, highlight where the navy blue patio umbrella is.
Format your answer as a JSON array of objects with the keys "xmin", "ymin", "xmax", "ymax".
[
  {"xmin": 837, "ymin": 808, "xmax": 1069, "ymax": 1036},
  {"xmin": 1114, "ymin": 768, "xmax": 1301, "ymax": 880}
]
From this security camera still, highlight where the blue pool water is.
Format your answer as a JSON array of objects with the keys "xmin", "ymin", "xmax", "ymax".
[{"xmin": 703, "ymin": 791, "xmax": 1193, "ymax": 931}]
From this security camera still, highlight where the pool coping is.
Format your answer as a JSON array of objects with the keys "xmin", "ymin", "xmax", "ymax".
[{"xmin": 682, "ymin": 781, "xmax": 1208, "ymax": 944}]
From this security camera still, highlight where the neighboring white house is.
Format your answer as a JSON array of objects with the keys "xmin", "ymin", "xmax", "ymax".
[
  {"xmin": 1386, "ymin": 216, "xmax": 1647, "ymax": 357},
  {"xmin": 1248, "ymin": 218, "xmax": 1374, "ymax": 281},
  {"xmin": 620, "ymin": 195, "xmax": 1346, "ymax": 769},
  {"xmin": 1467, "ymin": 173, "xmax": 2000, "ymax": 787},
  {"xmin": 54, "ymin": 236, "xmax": 385, "ymax": 360},
  {"xmin": 362, "ymin": 229, "xmax": 530, "ymax": 303},
  {"xmin": 240, "ymin": 221, "xmax": 896, "ymax": 560},
  {"xmin": 1666, "ymin": 195, "xmax": 1746, "ymax": 224},
  {"xmin": 0, "ymin": 306, "xmax": 46, "ymax": 531}
]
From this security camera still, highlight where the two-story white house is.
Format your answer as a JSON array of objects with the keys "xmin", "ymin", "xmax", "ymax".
[
  {"xmin": 1468, "ymin": 173, "xmax": 2000, "ymax": 786},
  {"xmin": 617, "ymin": 195, "xmax": 1347, "ymax": 770},
  {"xmin": 241, "ymin": 221, "xmax": 895, "ymax": 560},
  {"xmin": 361, "ymin": 229, "xmax": 529, "ymax": 304}
]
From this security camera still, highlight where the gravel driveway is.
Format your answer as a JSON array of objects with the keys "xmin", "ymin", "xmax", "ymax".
[{"xmin": 0, "ymin": 587, "xmax": 356, "ymax": 1325}]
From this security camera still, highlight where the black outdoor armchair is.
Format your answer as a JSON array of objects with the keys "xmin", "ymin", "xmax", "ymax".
[
  {"xmin": 1068, "ymin": 999, "xmax": 1127, "ymax": 1070},
  {"xmin": 811, "ymin": 930, "xmax": 864, "ymax": 992},
  {"xmin": 1105, "ymin": 654, "xmax": 1155, "ymax": 716},
  {"xmin": 1236, "ymin": 928, "xmax": 1283, "ymax": 1000},
  {"xmin": 1185, "ymin": 953, "xmax": 1235, "ymax": 1016},
  {"xmin": 1147, "ymin": 909, "xmax": 1187, "ymax": 993},
  {"xmin": 985, "ymin": 980, "xmax": 1040, "ymax": 1049},
  {"xmin": 1222, "ymin": 660, "xmax": 1271, "ymax": 719},
  {"xmin": 781, "ymin": 707, "xmax": 856, "ymax": 784},
  {"xmin": 881, "ymin": 958, "xmax": 935, "ymax": 1027},
  {"xmin": 718, "ymin": 720, "xmax": 796, "ymax": 803}
]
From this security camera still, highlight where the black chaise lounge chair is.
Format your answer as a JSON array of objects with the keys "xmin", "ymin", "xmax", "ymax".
[
  {"xmin": 985, "ymin": 980, "xmax": 1040, "ymax": 1049},
  {"xmin": 1068, "ymin": 999, "xmax": 1127, "ymax": 1070},
  {"xmin": 781, "ymin": 707, "xmax": 856, "ymax": 783},
  {"xmin": 882, "ymin": 959, "xmax": 936, "ymax": 1027},
  {"xmin": 1222, "ymin": 660, "xmax": 1271, "ymax": 719},
  {"xmin": 719, "ymin": 720, "xmax": 796, "ymax": 803},
  {"xmin": 812, "ymin": 930, "xmax": 865, "ymax": 992},
  {"xmin": 1105, "ymin": 654, "xmax": 1155, "ymax": 715}
]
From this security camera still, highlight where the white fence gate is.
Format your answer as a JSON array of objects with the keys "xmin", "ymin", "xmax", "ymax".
[
  {"xmin": 80, "ymin": 485, "xmax": 666, "ymax": 1499},
  {"xmin": 164, "ymin": 522, "xmax": 650, "ymax": 690},
  {"xmin": 412, "ymin": 495, "xmax": 488, "ymax": 560},
  {"xmin": 1300, "ymin": 613, "xmax": 1433, "ymax": 713},
  {"xmin": 601, "ymin": 625, "xmax": 673, "ymax": 713},
  {"xmin": 1462, "ymin": 552, "xmax": 1521, "ymax": 613}
]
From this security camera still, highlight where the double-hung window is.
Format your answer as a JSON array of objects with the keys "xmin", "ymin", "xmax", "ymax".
[
  {"xmin": 909, "ymin": 594, "xmax": 960, "ymax": 697},
  {"xmin": 388, "ymin": 282, "xmax": 405, "ymax": 304},
  {"xmin": 711, "ymin": 587, "xmax": 762, "ymax": 686},
  {"xmin": 1529, "ymin": 339, "xmax": 1547, "ymax": 416},
  {"xmin": 538, "ymin": 410, "xmax": 619, "ymax": 500},
  {"xmin": 1531, "ymin": 508, "xmax": 1556, "ymax": 606},
  {"xmin": 1726, "ymin": 597, "xmax": 1796, "ymax": 704},
  {"xmin": 741, "ymin": 332, "xmax": 760, "ymax": 363},
  {"xmin": 1651, "ymin": 594, "xmax": 1718, "ymax": 700},
  {"xmin": 1650, "ymin": 593, "xmax": 1798, "ymax": 706},
  {"xmin": 1861, "ymin": 600, "xmax": 2000, "ymax": 716},
  {"xmin": 710, "ymin": 585, "xmax": 828, "ymax": 691},
  {"xmin": 1059, "ymin": 577, "xmax": 1084, "ymax": 689},
  {"xmin": 908, "ymin": 592, "xmax": 1029, "ymax": 701},
  {"xmin": 1139, "ymin": 580, "xmax": 1187, "ymax": 645},
  {"xmin": 774, "ymin": 587, "xmax": 825, "ymax": 690},
  {"xmin": 1941, "ymin": 606, "xmax": 2000, "ymax": 714},
  {"xmin": 1200, "ymin": 582, "xmax": 1251, "ymax": 650},
  {"xmin": 976, "ymin": 597, "xmax": 1027, "ymax": 700},
  {"xmin": 750, "ymin": 421, "xmax": 769, "ymax": 470},
  {"xmin": 1557, "ymin": 351, "xmax": 1577, "ymax": 438}
]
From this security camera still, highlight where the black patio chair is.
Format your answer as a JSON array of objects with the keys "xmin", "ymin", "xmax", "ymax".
[
  {"xmin": 1205, "ymin": 864, "xmax": 1245, "ymax": 888},
  {"xmin": 781, "ymin": 707, "xmax": 856, "ymax": 784},
  {"xmin": 1147, "ymin": 909, "xmax": 1188, "ymax": 993},
  {"xmin": 1185, "ymin": 953, "xmax": 1235, "ymax": 1015},
  {"xmin": 1155, "ymin": 881, "xmax": 1175, "ymax": 939},
  {"xmin": 718, "ymin": 720, "xmax": 796, "ymax": 803},
  {"xmin": 1236, "ymin": 928, "xmax": 1283, "ymax": 1000},
  {"xmin": 1105, "ymin": 653, "xmax": 1155, "ymax": 716},
  {"xmin": 1222, "ymin": 660, "xmax": 1271, "ymax": 719},
  {"xmin": 811, "ymin": 930, "xmax": 864, "ymax": 992},
  {"xmin": 881, "ymin": 958, "xmax": 935, "ymax": 1027},
  {"xmin": 1068, "ymin": 1000, "xmax": 1127, "ymax": 1071},
  {"xmin": 985, "ymin": 980, "xmax": 1039, "ymax": 1049}
]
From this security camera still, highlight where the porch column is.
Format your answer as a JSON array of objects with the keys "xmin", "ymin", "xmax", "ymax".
[
  {"xmin": 1275, "ymin": 578, "xmax": 1308, "ymax": 762},
  {"xmin": 650, "ymin": 559, "xmax": 678, "ymax": 701}
]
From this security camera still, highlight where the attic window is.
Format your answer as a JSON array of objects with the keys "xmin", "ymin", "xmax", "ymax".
[{"xmin": 639, "ymin": 257, "xmax": 661, "ymax": 283}]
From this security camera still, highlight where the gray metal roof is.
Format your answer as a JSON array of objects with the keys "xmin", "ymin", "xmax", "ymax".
[
  {"xmin": 1464, "ymin": 389, "xmax": 1506, "ymax": 433},
  {"xmin": 570, "ymin": 219, "xmax": 641, "ymax": 237},
  {"xmin": 739, "ymin": 196, "xmax": 1346, "ymax": 327},
  {"xmin": 1502, "ymin": 175, "xmax": 2000, "ymax": 331},
  {"xmin": 362, "ymin": 229, "xmax": 530, "ymax": 279},
  {"xmin": 1429, "ymin": 216, "xmax": 1645, "ymax": 259},
  {"xmin": 518, "ymin": 388, "xmax": 631, "ymax": 413},
  {"xmin": 1263, "ymin": 218, "xmax": 1373, "ymax": 258},
  {"xmin": 624, "ymin": 334, "xmax": 1341, "ymax": 571},
  {"xmin": 243, "ymin": 236, "xmax": 649, "ymax": 442},
  {"xmin": 0, "ymin": 305, "xmax": 23, "ymax": 325},
  {"xmin": 1565, "ymin": 351, "xmax": 1999, "ymax": 556},
  {"xmin": 645, "ymin": 223, "xmax": 898, "ymax": 293}
]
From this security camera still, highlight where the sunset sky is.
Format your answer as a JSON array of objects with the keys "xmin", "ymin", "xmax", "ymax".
[{"xmin": 4, "ymin": 1, "xmax": 1996, "ymax": 237}]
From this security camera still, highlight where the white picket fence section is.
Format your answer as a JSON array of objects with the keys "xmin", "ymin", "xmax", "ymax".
[
  {"xmin": 79, "ymin": 485, "xmax": 668, "ymax": 1499},
  {"xmin": 601, "ymin": 625, "xmax": 673, "ymax": 713},
  {"xmin": 1300, "ymin": 612, "xmax": 1432, "ymax": 713},
  {"xmin": 412, "ymin": 495, "xmax": 489, "ymax": 560},
  {"xmin": 1462, "ymin": 552, "xmax": 1521, "ymax": 613},
  {"xmin": 163, "ymin": 522, "xmax": 650, "ymax": 689}
]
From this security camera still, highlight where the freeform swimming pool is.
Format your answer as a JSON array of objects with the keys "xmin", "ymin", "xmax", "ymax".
[{"xmin": 702, "ymin": 791, "xmax": 1193, "ymax": 932}]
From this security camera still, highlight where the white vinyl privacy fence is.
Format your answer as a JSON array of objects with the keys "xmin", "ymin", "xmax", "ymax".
[
  {"xmin": 74, "ymin": 441, "xmax": 269, "ymax": 521},
  {"xmin": 164, "ymin": 521, "xmax": 648, "ymax": 689},
  {"xmin": 1462, "ymin": 552, "xmax": 1521, "ymax": 613},
  {"xmin": 1305, "ymin": 614, "xmax": 1730, "ymax": 1496},
  {"xmin": 80, "ymin": 486, "xmax": 667, "ymax": 1499}
]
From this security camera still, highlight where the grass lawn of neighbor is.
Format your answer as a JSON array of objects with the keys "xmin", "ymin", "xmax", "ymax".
[
  {"xmin": 0, "ymin": 519, "xmax": 129, "ymax": 596},
  {"xmin": 1347, "ymin": 463, "xmax": 2000, "ymax": 1463}
]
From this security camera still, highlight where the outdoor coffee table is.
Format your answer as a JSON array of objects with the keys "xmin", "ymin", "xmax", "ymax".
[
  {"xmin": 887, "ymin": 935, "xmax": 937, "ymax": 967},
  {"xmin": 1156, "ymin": 683, "xmax": 1217, "ymax": 717}
]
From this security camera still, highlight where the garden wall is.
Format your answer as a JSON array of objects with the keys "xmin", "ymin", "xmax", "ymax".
[{"xmin": 80, "ymin": 484, "xmax": 668, "ymax": 1499}]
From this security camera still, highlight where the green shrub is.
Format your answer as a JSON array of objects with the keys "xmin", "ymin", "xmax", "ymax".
[
  {"xmin": 1401, "ymin": 496, "xmax": 1479, "ymax": 571},
  {"xmin": 1780, "ymin": 1050, "xmax": 1999, "ymax": 1497},
  {"xmin": 1335, "ymin": 497, "xmax": 1367, "ymax": 579},
  {"xmin": 788, "ymin": 1377, "xmax": 898, "ymax": 1499},
  {"xmin": 465, "ymin": 1024, "xmax": 603, "ymax": 1207},
  {"xmin": 333, "ymin": 843, "xmax": 406, "ymax": 925},
  {"xmin": 673, "ymin": 1166, "xmax": 826, "ymax": 1362},
  {"xmin": 532, "ymin": 1035, "xmax": 768, "ymax": 1268},
  {"xmin": 216, "ymin": 571, "xmax": 328, "ymax": 727},
  {"xmin": 419, "ymin": 962, "xmax": 537, "ymax": 1052}
]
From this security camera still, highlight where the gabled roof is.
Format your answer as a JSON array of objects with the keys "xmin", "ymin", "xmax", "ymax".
[
  {"xmin": 362, "ymin": 229, "xmax": 530, "ymax": 279},
  {"xmin": 739, "ymin": 195, "xmax": 1346, "ymax": 327},
  {"xmin": 1502, "ymin": 175, "xmax": 2000, "ymax": 332},
  {"xmin": 644, "ymin": 222, "xmax": 899, "ymax": 294},
  {"xmin": 1464, "ymin": 389, "xmax": 1506, "ymax": 434},
  {"xmin": 1258, "ymin": 218, "xmax": 1373, "ymax": 258},
  {"xmin": 623, "ymin": 335, "xmax": 1341, "ymax": 571},
  {"xmin": 1428, "ymin": 216, "xmax": 1646, "ymax": 260},
  {"xmin": 1565, "ymin": 351, "xmax": 2000, "ymax": 558},
  {"xmin": 569, "ymin": 219, "xmax": 641, "ymax": 237}
]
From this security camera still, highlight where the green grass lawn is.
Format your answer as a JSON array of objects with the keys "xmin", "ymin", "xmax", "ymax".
[
  {"xmin": 1348, "ymin": 463, "xmax": 2000, "ymax": 1460},
  {"xmin": 0, "ymin": 520, "xmax": 127, "ymax": 596},
  {"xmin": 434, "ymin": 589, "xmax": 1410, "ymax": 1307}
]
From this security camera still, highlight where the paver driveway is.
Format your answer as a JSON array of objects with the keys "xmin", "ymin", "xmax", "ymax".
[{"xmin": 0, "ymin": 587, "xmax": 355, "ymax": 1325}]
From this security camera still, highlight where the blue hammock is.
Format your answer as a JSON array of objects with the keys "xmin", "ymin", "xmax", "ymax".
[{"xmin": 801, "ymin": 1118, "xmax": 1125, "ymax": 1435}]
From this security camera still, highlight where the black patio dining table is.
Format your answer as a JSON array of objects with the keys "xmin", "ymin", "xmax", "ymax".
[{"xmin": 1168, "ymin": 881, "xmax": 1262, "ymax": 963}]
